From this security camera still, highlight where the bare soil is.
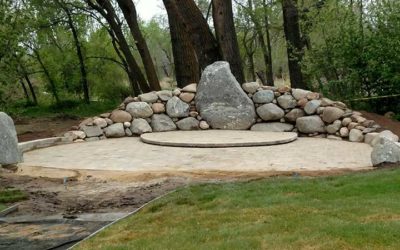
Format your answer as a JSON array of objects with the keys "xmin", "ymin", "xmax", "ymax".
[
  {"xmin": 14, "ymin": 116, "xmax": 80, "ymax": 142},
  {"xmin": 361, "ymin": 111, "xmax": 400, "ymax": 137},
  {"xmin": 0, "ymin": 167, "xmax": 186, "ymax": 250},
  {"xmin": 0, "ymin": 168, "xmax": 185, "ymax": 217}
]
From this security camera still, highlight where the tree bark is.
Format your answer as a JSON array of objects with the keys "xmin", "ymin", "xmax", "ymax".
[
  {"xmin": 163, "ymin": 0, "xmax": 199, "ymax": 87},
  {"xmin": 263, "ymin": 0, "xmax": 274, "ymax": 85},
  {"xmin": 282, "ymin": 0, "xmax": 306, "ymax": 89},
  {"xmin": 116, "ymin": 0, "xmax": 161, "ymax": 91},
  {"xmin": 19, "ymin": 78, "xmax": 30, "ymax": 103},
  {"xmin": 86, "ymin": 0, "xmax": 150, "ymax": 93},
  {"xmin": 62, "ymin": 4, "xmax": 90, "ymax": 103},
  {"xmin": 18, "ymin": 61, "xmax": 38, "ymax": 105},
  {"xmin": 174, "ymin": 0, "xmax": 221, "ymax": 70},
  {"xmin": 24, "ymin": 74, "xmax": 38, "ymax": 105},
  {"xmin": 212, "ymin": 0, "xmax": 245, "ymax": 83}
]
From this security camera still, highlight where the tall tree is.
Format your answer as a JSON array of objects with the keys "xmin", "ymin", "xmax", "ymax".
[
  {"xmin": 282, "ymin": 0, "xmax": 306, "ymax": 89},
  {"xmin": 19, "ymin": 78, "xmax": 30, "ymax": 103},
  {"xmin": 83, "ymin": 8, "xmax": 141, "ymax": 94},
  {"xmin": 85, "ymin": 0, "xmax": 150, "ymax": 93},
  {"xmin": 32, "ymin": 47, "xmax": 60, "ymax": 104},
  {"xmin": 245, "ymin": 0, "xmax": 274, "ymax": 85},
  {"xmin": 262, "ymin": 0, "xmax": 274, "ymax": 85},
  {"xmin": 212, "ymin": 0, "xmax": 245, "ymax": 83},
  {"xmin": 242, "ymin": 28, "xmax": 257, "ymax": 81},
  {"xmin": 174, "ymin": 0, "xmax": 221, "ymax": 70},
  {"xmin": 57, "ymin": 0, "xmax": 90, "ymax": 103},
  {"xmin": 18, "ymin": 59, "xmax": 38, "ymax": 105},
  {"xmin": 116, "ymin": 0, "xmax": 161, "ymax": 91},
  {"xmin": 163, "ymin": 0, "xmax": 199, "ymax": 87}
]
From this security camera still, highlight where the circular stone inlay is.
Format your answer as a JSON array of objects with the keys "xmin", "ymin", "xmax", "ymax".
[{"xmin": 140, "ymin": 130, "xmax": 298, "ymax": 148}]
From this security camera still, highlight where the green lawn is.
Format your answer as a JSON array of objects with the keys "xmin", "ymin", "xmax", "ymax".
[
  {"xmin": 77, "ymin": 169, "xmax": 400, "ymax": 250},
  {"xmin": 0, "ymin": 189, "xmax": 27, "ymax": 211}
]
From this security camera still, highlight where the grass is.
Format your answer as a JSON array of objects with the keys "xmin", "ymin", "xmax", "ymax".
[
  {"xmin": 0, "ymin": 189, "xmax": 27, "ymax": 211},
  {"xmin": 77, "ymin": 168, "xmax": 400, "ymax": 250},
  {"xmin": 4, "ymin": 99, "xmax": 119, "ymax": 119}
]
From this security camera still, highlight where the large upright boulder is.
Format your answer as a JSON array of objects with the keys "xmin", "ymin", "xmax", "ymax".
[
  {"xmin": 0, "ymin": 112, "xmax": 22, "ymax": 166},
  {"xmin": 195, "ymin": 61, "xmax": 256, "ymax": 129}
]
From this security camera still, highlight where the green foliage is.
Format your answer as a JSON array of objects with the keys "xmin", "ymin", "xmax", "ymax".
[
  {"xmin": 0, "ymin": 0, "xmax": 135, "ymax": 109},
  {"xmin": 302, "ymin": 0, "xmax": 400, "ymax": 113},
  {"xmin": 86, "ymin": 28, "xmax": 133, "ymax": 101},
  {"xmin": 2, "ymin": 0, "xmax": 400, "ymax": 116},
  {"xmin": 4, "ymin": 99, "xmax": 118, "ymax": 118},
  {"xmin": 140, "ymin": 18, "xmax": 173, "ymax": 78},
  {"xmin": 77, "ymin": 168, "xmax": 400, "ymax": 249}
]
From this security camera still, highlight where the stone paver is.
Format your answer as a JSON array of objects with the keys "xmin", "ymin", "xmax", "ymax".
[
  {"xmin": 20, "ymin": 135, "xmax": 373, "ymax": 173},
  {"xmin": 141, "ymin": 131, "xmax": 298, "ymax": 147}
]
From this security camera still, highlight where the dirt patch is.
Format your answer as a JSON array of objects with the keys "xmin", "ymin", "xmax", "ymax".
[
  {"xmin": 361, "ymin": 111, "xmax": 400, "ymax": 137},
  {"xmin": 14, "ymin": 116, "xmax": 80, "ymax": 142},
  {"xmin": 0, "ymin": 169, "xmax": 184, "ymax": 217},
  {"xmin": 0, "ymin": 167, "xmax": 186, "ymax": 250},
  {"xmin": 2, "ymin": 165, "xmax": 375, "ymax": 217}
]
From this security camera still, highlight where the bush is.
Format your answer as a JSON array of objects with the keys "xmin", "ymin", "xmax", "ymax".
[{"xmin": 303, "ymin": 1, "xmax": 400, "ymax": 114}]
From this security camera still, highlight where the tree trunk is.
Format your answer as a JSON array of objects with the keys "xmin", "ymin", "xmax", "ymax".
[
  {"xmin": 248, "ymin": 0, "xmax": 273, "ymax": 85},
  {"xmin": 282, "ymin": 0, "xmax": 306, "ymax": 89},
  {"xmin": 163, "ymin": 0, "xmax": 200, "ymax": 87},
  {"xmin": 242, "ymin": 27, "xmax": 256, "ymax": 81},
  {"xmin": 86, "ymin": 0, "xmax": 150, "ymax": 93},
  {"xmin": 24, "ymin": 74, "xmax": 38, "ymax": 105},
  {"xmin": 116, "ymin": 0, "xmax": 161, "ymax": 91},
  {"xmin": 63, "ymin": 6, "xmax": 90, "ymax": 103},
  {"xmin": 19, "ymin": 61, "xmax": 38, "ymax": 105},
  {"xmin": 174, "ymin": 0, "xmax": 221, "ymax": 70},
  {"xmin": 263, "ymin": 0, "xmax": 274, "ymax": 85},
  {"xmin": 212, "ymin": 0, "xmax": 245, "ymax": 83},
  {"xmin": 34, "ymin": 49, "xmax": 60, "ymax": 104},
  {"xmin": 247, "ymin": 52, "xmax": 256, "ymax": 82},
  {"xmin": 19, "ymin": 79, "xmax": 30, "ymax": 103},
  {"xmin": 87, "ymin": 8, "xmax": 140, "ymax": 95}
]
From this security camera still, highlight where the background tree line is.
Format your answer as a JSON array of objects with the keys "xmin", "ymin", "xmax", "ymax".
[{"xmin": 0, "ymin": 0, "xmax": 399, "ymax": 115}]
